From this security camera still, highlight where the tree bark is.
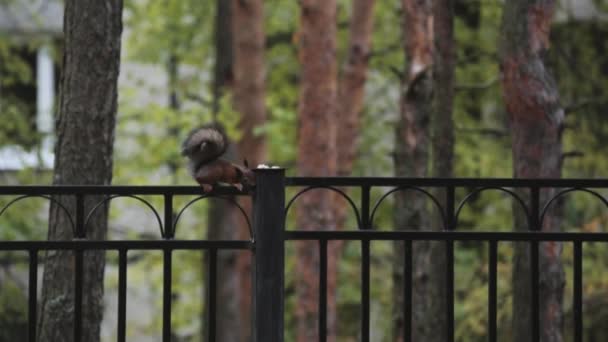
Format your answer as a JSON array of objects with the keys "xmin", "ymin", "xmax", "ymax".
[
  {"xmin": 336, "ymin": 0, "xmax": 375, "ymax": 178},
  {"xmin": 204, "ymin": 1, "xmax": 243, "ymax": 341},
  {"xmin": 392, "ymin": 0, "xmax": 433, "ymax": 340},
  {"xmin": 425, "ymin": 1, "xmax": 456, "ymax": 341},
  {"xmin": 333, "ymin": 0, "xmax": 375, "ymax": 338},
  {"xmin": 37, "ymin": 1, "xmax": 122, "ymax": 341},
  {"xmin": 212, "ymin": 0, "xmax": 234, "ymax": 117},
  {"xmin": 499, "ymin": 1, "xmax": 565, "ymax": 342},
  {"xmin": 296, "ymin": 1, "xmax": 338, "ymax": 341},
  {"xmin": 231, "ymin": 0, "xmax": 268, "ymax": 340},
  {"xmin": 432, "ymin": 0, "xmax": 455, "ymax": 179}
]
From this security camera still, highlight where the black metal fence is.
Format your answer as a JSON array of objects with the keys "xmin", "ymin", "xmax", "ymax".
[{"xmin": 2, "ymin": 169, "xmax": 608, "ymax": 342}]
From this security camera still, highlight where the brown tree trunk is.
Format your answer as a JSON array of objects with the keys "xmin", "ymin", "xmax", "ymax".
[
  {"xmin": 204, "ymin": 1, "xmax": 243, "ymax": 341},
  {"xmin": 336, "ymin": 0, "xmax": 375, "ymax": 178},
  {"xmin": 296, "ymin": 0, "xmax": 338, "ymax": 341},
  {"xmin": 500, "ymin": 1, "xmax": 565, "ymax": 341},
  {"xmin": 212, "ymin": 0, "xmax": 234, "ymax": 117},
  {"xmin": 231, "ymin": 0, "xmax": 267, "ymax": 340},
  {"xmin": 37, "ymin": 1, "xmax": 122, "ymax": 341},
  {"xmin": 423, "ymin": 1, "xmax": 456, "ymax": 341},
  {"xmin": 333, "ymin": 0, "xmax": 375, "ymax": 338},
  {"xmin": 392, "ymin": 0, "xmax": 433, "ymax": 340},
  {"xmin": 232, "ymin": 0, "xmax": 267, "ymax": 166},
  {"xmin": 432, "ymin": 0, "xmax": 455, "ymax": 179}
]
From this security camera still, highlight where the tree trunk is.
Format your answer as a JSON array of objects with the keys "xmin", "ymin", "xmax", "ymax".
[
  {"xmin": 296, "ymin": 1, "xmax": 338, "ymax": 341},
  {"xmin": 425, "ymin": 1, "xmax": 456, "ymax": 341},
  {"xmin": 231, "ymin": 0, "xmax": 268, "ymax": 340},
  {"xmin": 333, "ymin": 0, "xmax": 375, "ymax": 338},
  {"xmin": 212, "ymin": 0, "xmax": 234, "ymax": 117},
  {"xmin": 336, "ymin": 0, "xmax": 375, "ymax": 178},
  {"xmin": 202, "ymin": 0, "xmax": 251, "ymax": 342},
  {"xmin": 37, "ymin": 1, "xmax": 122, "ymax": 341},
  {"xmin": 432, "ymin": 0, "xmax": 455, "ymax": 179},
  {"xmin": 204, "ymin": 1, "xmax": 243, "ymax": 341},
  {"xmin": 500, "ymin": 1, "xmax": 565, "ymax": 341},
  {"xmin": 392, "ymin": 0, "xmax": 433, "ymax": 340}
]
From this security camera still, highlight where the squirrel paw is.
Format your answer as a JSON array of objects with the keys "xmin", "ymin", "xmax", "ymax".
[
  {"xmin": 200, "ymin": 184, "xmax": 214, "ymax": 193},
  {"xmin": 232, "ymin": 183, "xmax": 244, "ymax": 192}
]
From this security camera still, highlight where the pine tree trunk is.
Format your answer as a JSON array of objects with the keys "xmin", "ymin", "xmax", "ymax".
[
  {"xmin": 231, "ymin": 0, "xmax": 268, "ymax": 340},
  {"xmin": 392, "ymin": 0, "xmax": 433, "ymax": 340},
  {"xmin": 205, "ymin": 1, "xmax": 242, "ymax": 341},
  {"xmin": 37, "ymin": 1, "xmax": 122, "ymax": 341},
  {"xmin": 432, "ymin": 0, "xmax": 455, "ymax": 179},
  {"xmin": 336, "ymin": 0, "xmax": 375, "ymax": 178},
  {"xmin": 233, "ymin": 0, "xmax": 267, "ymax": 167},
  {"xmin": 333, "ymin": 0, "xmax": 375, "ymax": 338},
  {"xmin": 296, "ymin": 0, "xmax": 338, "ymax": 340},
  {"xmin": 212, "ymin": 0, "xmax": 233, "ymax": 117},
  {"xmin": 426, "ymin": 1, "xmax": 456, "ymax": 341},
  {"xmin": 500, "ymin": 1, "xmax": 565, "ymax": 341}
]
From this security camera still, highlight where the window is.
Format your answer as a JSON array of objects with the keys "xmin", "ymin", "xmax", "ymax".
[{"xmin": 0, "ymin": 42, "xmax": 59, "ymax": 170}]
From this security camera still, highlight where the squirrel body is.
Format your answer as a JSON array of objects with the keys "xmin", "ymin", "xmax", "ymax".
[{"xmin": 182, "ymin": 124, "xmax": 255, "ymax": 193}]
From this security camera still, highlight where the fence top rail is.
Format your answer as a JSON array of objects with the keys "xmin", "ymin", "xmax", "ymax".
[
  {"xmin": 0, "ymin": 185, "xmax": 243, "ymax": 196},
  {"xmin": 0, "ymin": 239, "xmax": 254, "ymax": 251},
  {"xmin": 286, "ymin": 177, "xmax": 608, "ymax": 188},
  {"xmin": 2, "ymin": 177, "xmax": 608, "ymax": 195},
  {"xmin": 285, "ymin": 230, "xmax": 608, "ymax": 242}
]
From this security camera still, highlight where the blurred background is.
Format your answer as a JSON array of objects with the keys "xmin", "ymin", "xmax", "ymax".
[{"xmin": 1, "ymin": 0, "xmax": 608, "ymax": 341}]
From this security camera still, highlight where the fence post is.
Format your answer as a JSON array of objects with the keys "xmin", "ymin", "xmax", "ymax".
[{"xmin": 252, "ymin": 168, "xmax": 285, "ymax": 342}]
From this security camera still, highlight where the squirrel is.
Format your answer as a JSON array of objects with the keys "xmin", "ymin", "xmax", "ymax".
[{"xmin": 181, "ymin": 124, "xmax": 255, "ymax": 193}]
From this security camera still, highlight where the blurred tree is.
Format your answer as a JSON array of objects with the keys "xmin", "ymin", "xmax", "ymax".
[
  {"xmin": 295, "ymin": 0, "xmax": 338, "ymax": 340},
  {"xmin": 336, "ymin": 0, "xmax": 376, "ymax": 180},
  {"xmin": 37, "ymin": 1, "xmax": 122, "ymax": 342},
  {"xmin": 392, "ymin": 0, "xmax": 433, "ymax": 339},
  {"xmin": 333, "ymin": 0, "xmax": 376, "ymax": 338},
  {"xmin": 499, "ymin": 1, "xmax": 565, "ymax": 341},
  {"xmin": 204, "ymin": 0, "xmax": 242, "ymax": 341},
  {"xmin": 426, "ymin": 0, "xmax": 456, "ymax": 338},
  {"xmin": 230, "ymin": 0, "xmax": 268, "ymax": 340}
]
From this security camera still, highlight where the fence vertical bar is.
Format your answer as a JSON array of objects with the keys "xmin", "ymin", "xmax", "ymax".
[
  {"xmin": 361, "ymin": 185, "xmax": 370, "ymax": 229},
  {"xmin": 488, "ymin": 241, "xmax": 497, "ymax": 342},
  {"xmin": 74, "ymin": 193, "xmax": 85, "ymax": 342},
  {"xmin": 530, "ymin": 187, "xmax": 540, "ymax": 342},
  {"xmin": 403, "ymin": 240, "xmax": 412, "ymax": 342},
  {"xmin": 361, "ymin": 185, "xmax": 371, "ymax": 342},
  {"xmin": 446, "ymin": 186, "xmax": 455, "ymax": 342},
  {"xmin": 28, "ymin": 249, "xmax": 38, "ymax": 342},
  {"xmin": 252, "ymin": 168, "xmax": 285, "ymax": 342},
  {"xmin": 117, "ymin": 249, "xmax": 127, "ymax": 342},
  {"xmin": 207, "ymin": 248, "xmax": 217, "ymax": 342},
  {"xmin": 162, "ymin": 193, "xmax": 174, "ymax": 341},
  {"xmin": 164, "ymin": 194, "xmax": 174, "ymax": 238},
  {"xmin": 573, "ymin": 241, "xmax": 583, "ymax": 342},
  {"xmin": 319, "ymin": 239, "xmax": 327, "ymax": 342},
  {"xmin": 162, "ymin": 249, "xmax": 172, "ymax": 342},
  {"xmin": 361, "ymin": 239, "xmax": 370, "ymax": 342}
]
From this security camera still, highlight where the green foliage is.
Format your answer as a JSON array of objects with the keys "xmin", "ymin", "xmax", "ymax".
[
  {"xmin": 2, "ymin": 0, "xmax": 608, "ymax": 341},
  {"xmin": 0, "ymin": 277, "xmax": 27, "ymax": 342},
  {"xmin": 0, "ymin": 36, "xmax": 39, "ymax": 148}
]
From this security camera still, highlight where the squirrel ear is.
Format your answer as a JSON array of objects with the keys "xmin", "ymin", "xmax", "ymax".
[{"xmin": 244, "ymin": 159, "xmax": 249, "ymax": 168}]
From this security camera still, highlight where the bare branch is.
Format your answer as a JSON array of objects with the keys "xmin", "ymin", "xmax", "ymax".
[
  {"xmin": 564, "ymin": 98, "xmax": 607, "ymax": 114},
  {"xmin": 456, "ymin": 127, "xmax": 507, "ymax": 137},
  {"xmin": 455, "ymin": 77, "xmax": 499, "ymax": 91},
  {"xmin": 185, "ymin": 92, "xmax": 213, "ymax": 107},
  {"xmin": 388, "ymin": 66, "xmax": 404, "ymax": 81},
  {"xmin": 561, "ymin": 150, "xmax": 584, "ymax": 160}
]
